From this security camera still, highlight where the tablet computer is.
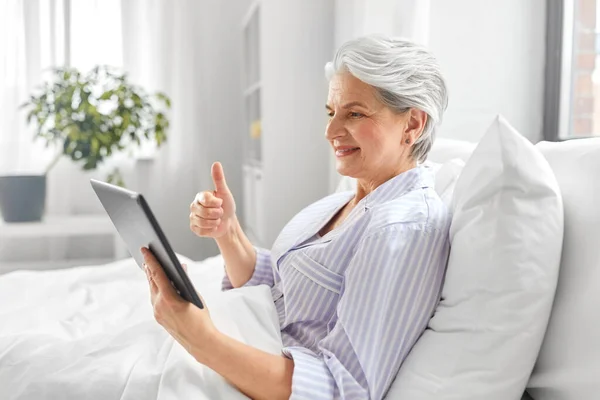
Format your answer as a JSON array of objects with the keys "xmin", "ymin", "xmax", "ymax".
[{"xmin": 90, "ymin": 179, "xmax": 204, "ymax": 309}]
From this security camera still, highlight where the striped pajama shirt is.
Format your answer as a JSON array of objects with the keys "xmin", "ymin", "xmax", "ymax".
[{"xmin": 223, "ymin": 165, "xmax": 451, "ymax": 399}]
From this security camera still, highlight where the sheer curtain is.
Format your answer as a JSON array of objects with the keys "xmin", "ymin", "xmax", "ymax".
[
  {"xmin": 0, "ymin": 0, "xmax": 60, "ymax": 176},
  {"xmin": 0, "ymin": 0, "xmax": 124, "ymax": 216}
]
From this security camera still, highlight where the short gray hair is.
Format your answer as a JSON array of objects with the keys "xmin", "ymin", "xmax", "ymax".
[{"xmin": 325, "ymin": 35, "xmax": 448, "ymax": 163}]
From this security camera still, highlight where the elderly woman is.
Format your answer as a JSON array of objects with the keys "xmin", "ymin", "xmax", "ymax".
[{"xmin": 141, "ymin": 35, "xmax": 450, "ymax": 400}]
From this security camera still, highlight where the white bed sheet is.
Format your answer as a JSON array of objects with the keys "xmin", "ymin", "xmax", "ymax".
[{"xmin": 0, "ymin": 254, "xmax": 283, "ymax": 400}]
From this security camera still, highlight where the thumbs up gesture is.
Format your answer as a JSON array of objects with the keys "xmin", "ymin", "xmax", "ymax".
[{"xmin": 189, "ymin": 162, "xmax": 237, "ymax": 239}]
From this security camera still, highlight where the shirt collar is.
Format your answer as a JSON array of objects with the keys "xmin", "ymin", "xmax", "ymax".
[{"xmin": 359, "ymin": 164, "xmax": 434, "ymax": 210}]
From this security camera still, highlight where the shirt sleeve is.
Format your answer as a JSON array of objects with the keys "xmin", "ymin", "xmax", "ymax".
[
  {"xmin": 282, "ymin": 224, "xmax": 450, "ymax": 400},
  {"xmin": 221, "ymin": 246, "xmax": 275, "ymax": 291}
]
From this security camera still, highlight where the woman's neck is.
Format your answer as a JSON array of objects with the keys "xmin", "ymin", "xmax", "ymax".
[{"xmin": 354, "ymin": 162, "xmax": 417, "ymax": 203}]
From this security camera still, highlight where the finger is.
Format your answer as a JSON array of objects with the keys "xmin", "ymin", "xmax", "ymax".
[
  {"xmin": 181, "ymin": 263, "xmax": 188, "ymax": 273},
  {"xmin": 190, "ymin": 224, "xmax": 219, "ymax": 237},
  {"xmin": 144, "ymin": 263, "xmax": 158, "ymax": 298},
  {"xmin": 190, "ymin": 205, "xmax": 222, "ymax": 222},
  {"xmin": 190, "ymin": 222, "xmax": 218, "ymax": 237},
  {"xmin": 141, "ymin": 248, "xmax": 177, "ymax": 297},
  {"xmin": 211, "ymin": 162, "xmax": 230, "ymax": 194},
  {"xmin": 190, "ymin": 205, "xmax": 223, "ymax": 220},
  {"xmin": 191, "ymin": 216, "xmax": 221, "ymax": 229},
  {"xmin": 194, "ymin": 191, "xmax": 223, "ymax": 208},
  {"xmin": 190, "ymin": 213, "xmax": 221, "ymax": 227}
]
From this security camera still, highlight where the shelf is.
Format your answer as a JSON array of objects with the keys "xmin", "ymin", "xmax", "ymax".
[
  {"xmin": 243, "ymin": 81, "xmax": 262, "ymax": 97},
  {"xmin": 241, "ymin": 0, "xmax": 263, "ymax": 246},
  {"xmin": 244, "ymin": 89, "xmax": 261, "ymax": 162},
  {"xmin": 244, "ymin": 158, "xmax": 262, "ymax": 168},
  {"xmin": 242, "ymin": 2, "xmax": 260, "ymax": 88},
  {"xmin": 0, "ymin": 214, "xmax": 130, "ymax": 264},
  {"xmin": 242, "ymin": 163, "xmax": 264, "ymax": 246},
  {"xmin": 0, "ymin": 214, "xmax": 117, "ymax": 238},
  {"xmin": 241, "ymin": 0, "xmax": 260, "ymax": 30}
]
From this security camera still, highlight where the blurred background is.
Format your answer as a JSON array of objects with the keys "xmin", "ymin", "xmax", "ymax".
[{"xmin": 0, "ymin": 0, "xmax": 597, "ymax": 273}]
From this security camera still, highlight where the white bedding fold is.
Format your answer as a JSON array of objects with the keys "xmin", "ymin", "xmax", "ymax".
[{"xmin": 0, "ymin": 255, "xmax": 283, "ymax": 400}]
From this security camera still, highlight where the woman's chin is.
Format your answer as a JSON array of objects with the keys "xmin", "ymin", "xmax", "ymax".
[{"xmin": 336, "ymin": 164, "xmax": 358, "ymax": 178}]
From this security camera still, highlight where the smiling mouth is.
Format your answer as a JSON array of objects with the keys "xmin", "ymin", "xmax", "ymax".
[{"xmin": 335, "ymin": 147, "xmax": 360, "ymax": 157}]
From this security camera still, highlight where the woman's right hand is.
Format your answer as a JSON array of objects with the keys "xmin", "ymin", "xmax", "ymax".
[{"xmin": 190, "ymin": 162, "xmax": 237, "ymax": 239}]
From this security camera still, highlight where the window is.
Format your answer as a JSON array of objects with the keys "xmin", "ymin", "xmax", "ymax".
[
  {"xmin": 69, "ymin": 0, "xmax": 123, "ymax": 71},
  {"xmin": 545, "ymin": 0, "xmax": 600, "ymax": 140},
  {"xmin": 0, "ymin": 0, "xmax": 126, "ymax": 173}
]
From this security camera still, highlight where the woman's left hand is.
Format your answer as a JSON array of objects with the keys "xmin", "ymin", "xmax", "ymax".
[
  {"xmin": 141, "ymin": 247, "xmax": 216, "ymax": 358},
  {"xmin": 143, "ymin": 249, "xmax": 293, "ymax": 400}
]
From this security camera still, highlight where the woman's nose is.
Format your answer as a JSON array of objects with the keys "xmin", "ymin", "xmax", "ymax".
[{"xmin": 325, "ymin": 117, "xmax": 346, "ymax": 141}]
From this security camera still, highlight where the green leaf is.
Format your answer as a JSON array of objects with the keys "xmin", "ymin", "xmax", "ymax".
[
  {"xmin": 155, "ymin": 92, "xmax": 171, "ymax": 108},
  {"xmin": 26, "ymin": 110, "xmax": 36, "ymax": 124},
  {"xmin": 155, "ymin": 128, "xmax": 166, "ymax": 146},
  {"xmin": 98, "ymin": 133, "xmax": 111, "ymax": 145},
  {"xmin": 122, "ymin": 112, "xmax": 130, "ymax": 130},
  {"xmin": 82, "ymin": 158, "xmax": 97, "ymax": 170},
  {"xmin": 131, "ymin": 93, "xmax": 142, "ymax": 108},
  {"xmin": 99, "ymin": 90, "xmax": 114, "ymax": 101}
]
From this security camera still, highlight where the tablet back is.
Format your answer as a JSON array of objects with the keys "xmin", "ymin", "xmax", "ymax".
[{"xmin": 90, "ymin": 179, "xmax": 203, "ymax": 309}]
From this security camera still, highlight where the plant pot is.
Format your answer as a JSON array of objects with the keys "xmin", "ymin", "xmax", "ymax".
[{"xmin": 0, "ymin": 175, "xmax": 46, "ymax": 222}]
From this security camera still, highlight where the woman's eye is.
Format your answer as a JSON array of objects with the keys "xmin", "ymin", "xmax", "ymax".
[
  {"xmin": 327, "ymin": 111, "xmax": 334, "ymax": 118},
  {"xmin": 349, "ymin": 112, "xmax": 363, "ymax": 118}
]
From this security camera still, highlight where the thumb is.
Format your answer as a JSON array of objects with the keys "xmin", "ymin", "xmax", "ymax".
[{"xmin": 211, "ymin": 162, "xmax": 230, "ymax": 193}]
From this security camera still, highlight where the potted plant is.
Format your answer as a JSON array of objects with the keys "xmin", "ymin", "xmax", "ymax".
[{"xmin": 0, "ymin": 65, "xmax": 171, "ymax": 222}]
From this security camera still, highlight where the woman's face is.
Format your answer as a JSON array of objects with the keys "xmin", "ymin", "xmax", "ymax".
[{"xmin": 326, "ymin": 72, "xmax": 419, "ymax": 184}]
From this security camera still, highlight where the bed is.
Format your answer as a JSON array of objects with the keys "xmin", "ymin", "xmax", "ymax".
[{"xmin": 0, "ymin": 254, "xmax": 282, "ymax": 399}]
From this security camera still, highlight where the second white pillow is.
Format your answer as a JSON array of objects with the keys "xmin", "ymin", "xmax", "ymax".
[{"xmin": 387, "ymin": 115, "xmax": 564, "ymax": 400}]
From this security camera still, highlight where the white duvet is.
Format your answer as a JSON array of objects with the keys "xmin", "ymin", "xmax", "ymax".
[{"xmin": 0, "ymin": 255, "xmax": 283, "ymax": 400}]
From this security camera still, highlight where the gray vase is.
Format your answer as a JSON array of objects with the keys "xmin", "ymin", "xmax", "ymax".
[{"xmin": 0, "ymin": 175, "xmax": 47, "ymax": 222}]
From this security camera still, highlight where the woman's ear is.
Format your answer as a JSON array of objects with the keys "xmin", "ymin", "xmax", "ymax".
[{"xmin": 404, "ymin": 108, "xmax": 428, "ymax": 145}]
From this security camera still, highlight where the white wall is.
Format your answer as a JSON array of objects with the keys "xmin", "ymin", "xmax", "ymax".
[
  {"xmin": 334, "ymin": 0, "xmax": 430, "ymax": 46},
  {"xmin": 429, "ymin": 0, "xmax": 547, "ymax": 143},
  {"xmin": 260, "ymin": 0, "xmax": 334, "ymax": 246}
]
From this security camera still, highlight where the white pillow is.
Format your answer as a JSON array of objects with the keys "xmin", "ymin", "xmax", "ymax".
[
  {"xmin": 427, "ymin": 137, "xmax": 477, "ymax": 164},
  {"xmin": 527, "ymin": 138, "xmax": 600, "ymax": 399},
  {"xmin": 387, "ymin": 116, "xmax": 564, "ymax": 400},
  {"xmin": 429, "ymin": 158, "xmax": 465, "ymax": 208}
]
